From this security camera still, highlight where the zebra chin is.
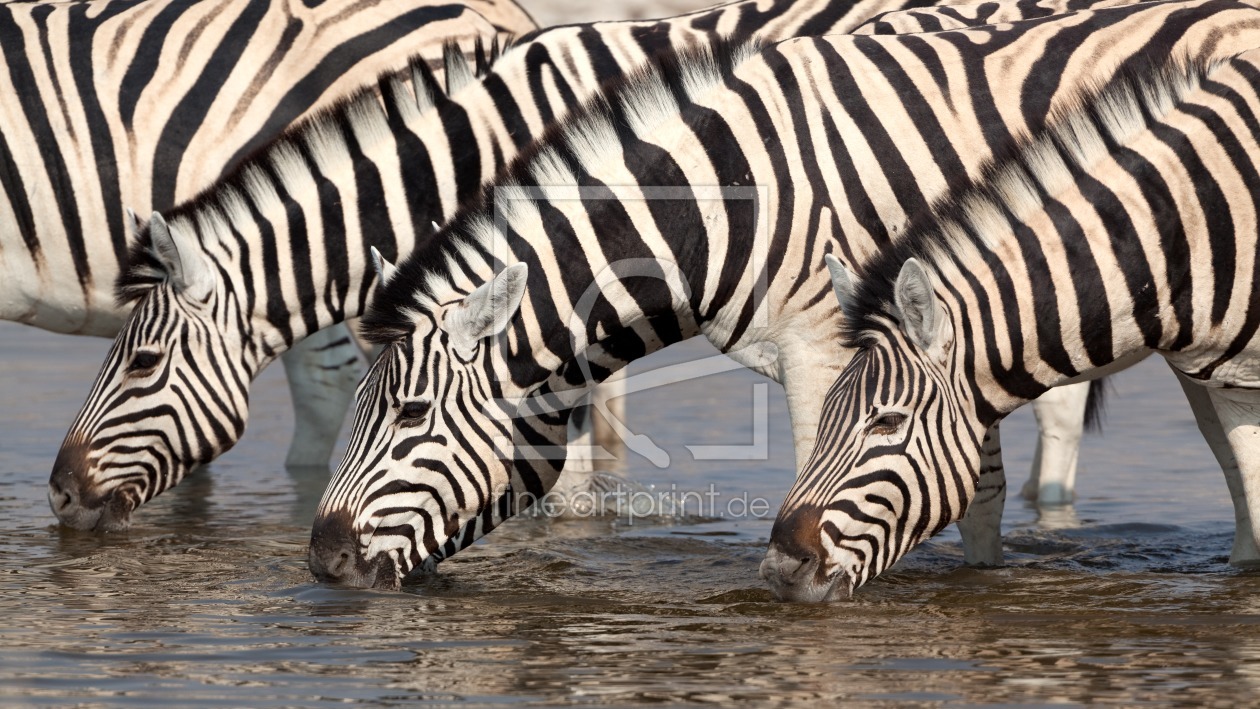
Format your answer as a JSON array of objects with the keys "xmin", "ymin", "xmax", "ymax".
[{"xmin": 47, "ymin": 442, "xmax": 138, "ymax": 532}]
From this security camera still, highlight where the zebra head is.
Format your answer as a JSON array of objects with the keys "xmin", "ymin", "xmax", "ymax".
[
  {"xmin": 309, "ymin": 256, "xmax": 538, "ymax": 589},
  {"xmin": 761, "ymin": 255, "xmax": 986, "ymax": 601},
  {"xmin": 49, "ymin": 211, "xmax": 247, "ymax": 531}
]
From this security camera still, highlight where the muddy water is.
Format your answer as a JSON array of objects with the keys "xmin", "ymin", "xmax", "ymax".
[{"xmin": 2, "ymin": 316, "xmax": 1258, "ymax": 706}]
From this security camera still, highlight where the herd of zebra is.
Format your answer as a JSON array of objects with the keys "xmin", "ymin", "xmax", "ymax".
[{"xmin": 11, "ymin": 0, "xmax": 1260, "ymax": 600}]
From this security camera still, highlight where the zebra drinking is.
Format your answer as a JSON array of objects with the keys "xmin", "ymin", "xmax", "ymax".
[
  {"xmin": 0, "ymin": 0, "xmax": 530, "ymax": 482},
  {"xmin": 49, "ymin": 0, "xmax": 921, "ymax": 532},
  {"xmin": 764, "ymin": 48, "xmax": 1260, "ymax": 601},
  {"xmin": 309, "ymin": 0, "xmax": 1260, "ymax": 589}
]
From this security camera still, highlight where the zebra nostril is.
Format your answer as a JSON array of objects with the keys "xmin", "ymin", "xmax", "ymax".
[
  {"xmin": 331, "ymin": 551, "xmax": 352, "ymax": 576},
  {"xmin": 52, "ymin": 488, "xmax": 73, "ymax": 511},
  {"xmin": 48, "ymin": 467, "xmax": 83, "ymax": 517},
  {"xmin": 788, "ymin": 551, "xmax": 818, "ymax": 581},
  {"xmin": 760, "ymin": 545, "xmax": 820, "ymax": 585}
]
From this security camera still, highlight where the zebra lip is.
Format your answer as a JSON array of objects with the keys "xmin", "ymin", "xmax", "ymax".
[
  {"xmin": 369, "ymin": 554, "xmax": 402, "ymax": 590},
  {"xmin": 92, "ymin": 490, "xmax": 137, "ymax": 532},
  {"xmin": 49, "ymin": 486, "xmax": 134, "ymax": 533},
  {"xmin": 822, "ymin": 572, "xmax": 856, "ymax": 602}
]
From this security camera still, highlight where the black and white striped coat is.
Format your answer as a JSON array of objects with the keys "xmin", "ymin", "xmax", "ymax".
[
  {"xmin": 2, "ymin": 0, "xmax": 528, "ymax": 335},
  {"xmin": 3, "ymin": 0, "xmax": 531, "ymax": 469},
  {"xmin": 765, "ymin": 47, "xmax": 1260, "ymax": 600},
  {"xmin": 49, "ymin": 0, "xmax": 917, "ymax": 533},
  {"xmin": 307, "ymin": 0, "xmax": 1260, "ymax": 589}
]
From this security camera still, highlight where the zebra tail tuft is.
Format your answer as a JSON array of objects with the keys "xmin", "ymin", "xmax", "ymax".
[{"xmin": 1083, "ymin": 377, "xmax": 1110, "ymax": 434}]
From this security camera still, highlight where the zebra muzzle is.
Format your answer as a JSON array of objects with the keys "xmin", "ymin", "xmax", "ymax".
[
  {"xmin": 762, "ymin": 505, "xmax": 853, "ymax": 602},
  {"xmin": 308, "ymin": 512, "xmax": 400, "ymax": 590},
  {"xmin": 48, "ymin": 444, "xmax": 135, "ymax": 532}
]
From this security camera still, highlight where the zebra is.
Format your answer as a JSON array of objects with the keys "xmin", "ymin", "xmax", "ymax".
[
  {"xmin": 1, "ymin": 0, "xmax": 532, "ymax": 473},
  {"xmin": 305, "ymin": 0, "xmax": 1260, "ymax": 589},
  {"xmin": 762, "ymin": 46, "xmax": 1260, "ymax": 601},
  {"xmin": 49, "ymin": 0, "xmax": 933, "ymax": 533}
]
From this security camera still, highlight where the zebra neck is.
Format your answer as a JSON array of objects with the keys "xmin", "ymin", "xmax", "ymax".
[{"xmin": 498, "ymin": 182, "xmax": 761, "ymax": 401}]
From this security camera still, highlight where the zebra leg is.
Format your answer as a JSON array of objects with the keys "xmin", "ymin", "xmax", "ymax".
[
  {"xmin": 955, "ymin": 422, "xmax": 1005, "ymax": 566},
  {"xmin": 280, "ymin": 323, "xmax": 363, "ymax": 468},
  {"xmin": 591, "ymin": 372, "xmax": 627, "ymax": 465},
  {"xmin": 1022, "ymin": 381, "xmax": 1090, "ymax": 504},
  {"xmin": 548, "ymin": 400, "xmax": 622, "ymax": 518},
  {"xmin": 1174, "ymin": 371, "xmax": 1260, "ymax": 565}
]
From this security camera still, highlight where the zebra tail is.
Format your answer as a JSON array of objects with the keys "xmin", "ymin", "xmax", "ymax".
[{"xmin": 1083, "ymin": 377, "xmax": 1110, "ymax": 434}]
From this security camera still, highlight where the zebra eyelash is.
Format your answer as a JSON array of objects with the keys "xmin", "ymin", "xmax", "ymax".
[
  {"xmin": 127, "ymin": 350, "xmax": 162, "ymax": 373},
  {"xmin": 865, "ymin": 411, "xmax": 907, "ymax": 436},
  {"xmin": 397, "ymin": 400, "xmax": 432, "ymax": 427}
]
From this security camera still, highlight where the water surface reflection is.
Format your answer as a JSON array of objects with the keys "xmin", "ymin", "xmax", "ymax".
[{"xmin": 1, "ymin": 323, "xmax": 1254, "ymax": 706}]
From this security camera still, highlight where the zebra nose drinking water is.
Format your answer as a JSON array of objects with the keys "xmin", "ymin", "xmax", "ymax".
[
  {"xmin": 758, "ymin": 507, "xmax": 842, "ymax": 602},
  {"xmin": 308, "ymin": 511, "xmax": 401, "ymax": 588},
  {"xmin": 48, "ymin": 440, "xmax": 125, "ymax": 533},
  {"xmin": 6, "ymin": 0, "xmax": 535, "ymax": 530},
  {"xmin": 766, "ymin": 46, "xmax": 1260, "ymax": 601},
  {"xmin": 306, "ymin": 0, "xmax": 1260, "ymax": 590}
]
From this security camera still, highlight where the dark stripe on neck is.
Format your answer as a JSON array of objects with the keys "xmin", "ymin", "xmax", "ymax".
[{"xmin": 218, "ymin": 3, "xmax": 471, "ymax": 183}]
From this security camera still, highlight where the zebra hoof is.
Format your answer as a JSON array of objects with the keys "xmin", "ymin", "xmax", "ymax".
[{"xmin": 1035, "ymin": 483, "xmax": 1073, "ymax": 506}]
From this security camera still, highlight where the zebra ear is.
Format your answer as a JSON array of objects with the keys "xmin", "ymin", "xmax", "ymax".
[
  {"xmin": 126, "ymin": 207, "xmax": 141, "ymax": 238},
  {"xmin": 446, "ymin": 263, "xmax": 529, "ymax": 347},
  {"xmin": 893, "ymin": 258, "xmax": 952, "ymax": 358},
  {"xmin": 148, "ymin": 212, "xmax": 213, "ymax": 301},
  {"xmin": 370, "ymin": 246, "xmax": 398, "ymax": 287},
  {"xmin": 824, "ymin": 254, "xmax": 857, "ymax": 317}
]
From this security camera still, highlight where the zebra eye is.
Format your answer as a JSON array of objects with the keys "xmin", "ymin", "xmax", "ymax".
[
  {"xmin": 398, "ymin": 400, "xmax": 432, "ymax": 427},
  {"xmin": 865, "ymin": 412, "xmax": 907, "ymax": 436},
  {"xmin": 128, "ymin": 350, "xmax": 162, "ymax": 373}
]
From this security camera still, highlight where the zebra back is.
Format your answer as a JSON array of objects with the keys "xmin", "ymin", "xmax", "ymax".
[{"xmin": 0, "ymin": 0, "xmax": 530, "ymax": 336}]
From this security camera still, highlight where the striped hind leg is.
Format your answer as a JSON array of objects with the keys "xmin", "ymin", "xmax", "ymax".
[
  {"xmin": 1175, "ymin": 370, "xmax": 1260, "ymax": 565},
  {"xmin": 955, "ymin": 422, "xmax": 1006, "ymax": 566},
  {"xmin": 1022, "ymin": 381, "xmax": 1090, "ymax": 505},
  {"xmin": 280, "ymin": 323, "xmax": 363, "ymax": 468}
]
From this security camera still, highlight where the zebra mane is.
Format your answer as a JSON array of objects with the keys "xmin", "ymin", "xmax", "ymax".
[
  {"xmin": 840, "ymin": 53, "xmax": 1217, "ymax": 347},
  {"xmin": 360, "ymin": 36, "xmax": 765, "ymax": 344},
  {"xmin": 114, "ymin": 37, "xmax": 509, "ymax": 306}
]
